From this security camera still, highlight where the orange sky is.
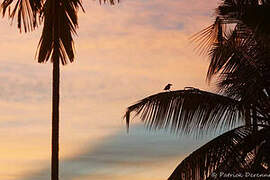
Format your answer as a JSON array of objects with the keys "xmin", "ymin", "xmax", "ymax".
[{"xmin": 0, "ymin": 0, "xmax": 219, "ymax": 179}]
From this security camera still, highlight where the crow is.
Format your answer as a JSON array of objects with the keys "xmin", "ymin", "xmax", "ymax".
[{"xmin": 164, "ymin": 84, "xmax": 172, "ymax": 91}]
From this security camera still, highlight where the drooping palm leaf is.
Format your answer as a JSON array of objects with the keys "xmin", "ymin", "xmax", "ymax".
[
  {"xmin": 36, "ymin": 0, "xmax": 118, "ymax": 65},
  {"xmin": 36, "ymin": 0, "xmax": 84, "ymax": 65},
  {"xmin": 125, "ymin": 88, "xmax": 246, "ymax": 136},
  {"xmin": 168, "ymin": 126, "xmax": 270, "ymax": 180},
  {"xmin": 168, "ymin": 126, "xmax": 253, "ymax": 180},
  {"xmin": 0, "ymin": 0, "xmax": 43, "ymax": 32},
  {"xmin": 208, "ymin": 127, "xmax": 270, "ymax": 179}
]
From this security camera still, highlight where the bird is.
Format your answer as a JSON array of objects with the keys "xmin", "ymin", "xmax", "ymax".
[{"xmin": 164, "ymin": 84, "xmax": 172, "ymax": 91}]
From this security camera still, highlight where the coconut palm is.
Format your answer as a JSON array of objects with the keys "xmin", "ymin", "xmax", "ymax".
[
  {"xmin": 125, "ymin": 0, "xmax": 270, "ymax": 179},
  {"xmin": 1, "ymin": 0, "xmax": 118, "ymax": 179}
]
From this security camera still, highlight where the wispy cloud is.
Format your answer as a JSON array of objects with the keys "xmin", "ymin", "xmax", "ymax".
[{"xmin": 20, "ymin": 125, "xmax": 211, "ymax": 180}]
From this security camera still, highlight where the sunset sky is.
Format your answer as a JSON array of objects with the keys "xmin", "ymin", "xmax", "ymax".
[{"xmin": 0, "ymin": 0, "xmax": 219, "ymax": 179}]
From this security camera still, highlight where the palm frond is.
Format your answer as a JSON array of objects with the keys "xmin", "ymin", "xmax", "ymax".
[
  {"xmin": 168, "ymin": 126, "xmax": 253, "ymax": 180},
  {"xmin": 168, "ymin": 126, "xmax": 270, "ymax": 180},
  {"xmin": 0, "ymin": 0, "xmax": 43, "ymax": 32},
  {"xmin": 37, "ymin": 0, "xmax": 119, "ymax": 65},
  {"xmin": 191, "ymin": 17, "xmax": 224, "ymax": 56},
  {"xmin": 125, "ymin": 89, "xmax": 245, "ymax": 136},
  {"xmin": 36, "ymin": 0, "xmax": 84, "ymax": 65},
  {"xmin": 98, "ymin": 0, "xmax": 119, "ymax": 5},
  {"xmin": 218, "ymin": 67, "xmax": 270, "ymax": 124},
  {"xmin": 217, "ymin": 58, "xmax": 264, "ymax": 100},
  {"xmin": 208, "ymin": 127, "xmax": 270, "ymax": 179},
  {"xmin": 218, "ymin": 0, "xmax": 270, "ymax": 36},
  {"xmin": 206, "ymin": 24, "xmax": 257, "ymax": 81},
  {"xmin": 192, "ymin": 0, "xmax": 270, "ymax": 82}
]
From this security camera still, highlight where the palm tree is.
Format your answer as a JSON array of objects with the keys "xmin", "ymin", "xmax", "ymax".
[
  {"xmin": 125, "ymin": 0, "xmax": 270, "ymax": 179},
  {"xmin": 1, "ymin": 0, "xmax": 118, "ymax": 179}
]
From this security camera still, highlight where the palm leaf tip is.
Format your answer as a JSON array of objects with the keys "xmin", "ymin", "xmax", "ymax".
[
  {"xmin": 124, "ymin": 110, "xmax": 130, "ymax": 133},
  {"xmin": 1, "ymin": 0, "xmax": 43, "ymax": 32},
  {"xmin": 98, "ymin": 0, "xmax": 119, "ymax": 5}
]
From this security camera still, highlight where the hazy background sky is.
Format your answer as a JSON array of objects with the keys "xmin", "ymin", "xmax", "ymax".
[{"xmin": 0, "ymin": 0, "xmax": 219, "ymax": 179}]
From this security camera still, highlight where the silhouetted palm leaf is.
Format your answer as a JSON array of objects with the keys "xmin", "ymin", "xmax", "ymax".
[
  {"xmin": 99, "ymin": 0, "xmax": 119, "ymax": 5},
  {"xmin": 217, "ymin": 56, "xmax": 268, "ymax": 103},
  {"xmin": 0, "ymin": 0, "xmax": 42, "ymax": 32},
  {"xmin": 168, "ymin": 126, "xmax": 252, "ymax": 180},
  {"xmin": 218, "ymin": 0, "xmax": 270, "ymax": 36},
  {"xmin": 207, "ymin": 127, "xmax": 270, "ymax": 179},
  {"xmin": 125, "ymin": 89, "xmax": 246, "ymax": 136},
  {"xmin": 192, "ymin": 1, "xmax": 270, "ymax": 83},
  {"xmin": 36, "ymin": 0, "xmax": 84, "ymax": 65},
  {"xmin": 191, "ymin": 17, "xmax": 224, "ymax": 56},
  {"xmin": 207, "ymin": 26, "xmax": 258, "ymax": 81},
  {"xmin": 168, "ymin": 126, "xmax": 270, "ymax": 180},
  {"xmin": 36, "ymin": 0, "xmax": 118, "ymax": 65}
]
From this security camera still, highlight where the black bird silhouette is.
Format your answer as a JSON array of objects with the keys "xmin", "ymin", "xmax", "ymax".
[{"xmin": 164, "ymin": 84, "xmax": 172, "ymax": 91}]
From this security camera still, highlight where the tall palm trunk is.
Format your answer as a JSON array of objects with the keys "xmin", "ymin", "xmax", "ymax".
[
  {"xmin": 52, "ymin": 56, "xmax": 60, "ymax": 180},
  {"xmin": 52, "ymin": 0, "xmax": 60, "ymax": 179}
]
